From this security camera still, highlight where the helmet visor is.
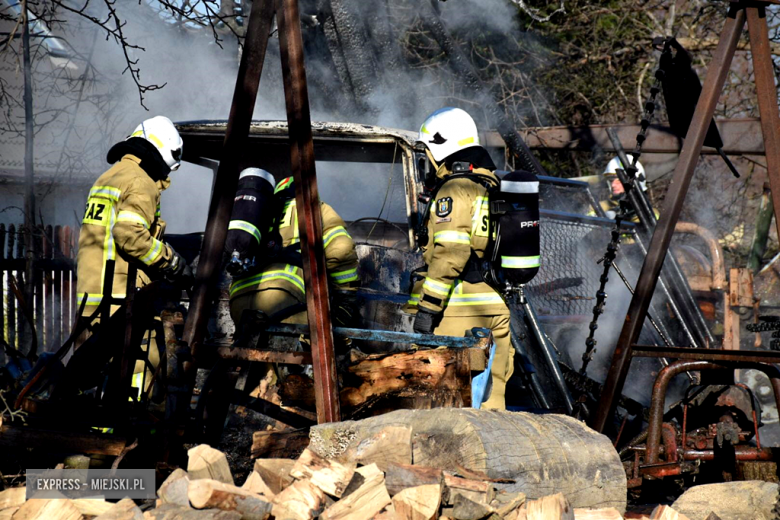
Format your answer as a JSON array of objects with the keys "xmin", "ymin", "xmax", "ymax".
[{"xmin": 170, "ymin": 147, "xmax": 182, "ymax": 170}]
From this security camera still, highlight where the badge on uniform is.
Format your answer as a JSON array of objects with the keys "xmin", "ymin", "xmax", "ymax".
[{"xmin": 436, "ymin": 197, "xmax": 453, "ymax": 217}]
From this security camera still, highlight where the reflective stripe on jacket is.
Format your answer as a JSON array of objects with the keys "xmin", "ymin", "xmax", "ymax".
[
  {"xmin": 405, "ymin": 164, "xmax": 509, "ymax": 317},
  {"xmin": 76, "ymin": 154, "xmax": 174, "ymax": 311},
  {"xmin": 229, "ymin": 200, "xmax": 359, "ymax": 302}
]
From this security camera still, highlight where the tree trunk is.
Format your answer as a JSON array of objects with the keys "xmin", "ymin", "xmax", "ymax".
[{"xmin": 310, "ymin": 409, "xmax": 626, "ymax": 513}]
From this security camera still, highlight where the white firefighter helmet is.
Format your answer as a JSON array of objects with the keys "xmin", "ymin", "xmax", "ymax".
[
  {"xmin": 418, "ymin": 107, "xmax": 480, "ymax": 162},
  {"xmin": 604, "ymin": 156, "xmax": 647, "ymax": 191},
  {"xmin": 130, "ymin": 116, "xmax": 184, "ymax": 171}
]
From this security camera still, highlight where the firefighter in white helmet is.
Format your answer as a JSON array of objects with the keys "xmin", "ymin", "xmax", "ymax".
[
  {"xmin": 75, "ymin": 115, "xmax": 193, "ymax": 398},
  {"xmin": 405, "ymin": 107, "xmax": 513, "ymax": 409},
  {"xmin": 599, "ymin": 156, "xmax": 648, "ymax": 220}
]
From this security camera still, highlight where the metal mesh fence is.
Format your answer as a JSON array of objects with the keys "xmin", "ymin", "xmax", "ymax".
[{"xmin": 527, "ymin": 216, "xmax": 613, "ymax": 316}]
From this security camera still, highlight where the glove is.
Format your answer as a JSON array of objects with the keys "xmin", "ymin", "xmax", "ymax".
[
  {"xmin": 413, "ymin": 307, "xmax": 442, "ymax": 335},
  {"xmin": 160, "ymin": 245, "xmax": 195, "ymax": 289}
]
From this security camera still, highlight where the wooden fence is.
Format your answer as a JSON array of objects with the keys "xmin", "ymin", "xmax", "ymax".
[{"xmin": 0, "ymin": 224, "xmax": 77, "ymax": 354}]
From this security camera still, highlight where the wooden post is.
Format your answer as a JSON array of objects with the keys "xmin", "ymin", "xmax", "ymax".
[
  {"xmin": 7, "ymin": 225, "xmax": 16, "ymax": 349},
  {"xmin": 0, "ymin": 224, "xmax": 5, "ymax": 349},
  {"xmin": 52, "ymin": 225, "xmax": 62, "ymax": 348},
  {"xmin": 44, "ymin": 225, "xmax": 53, "ymax": 351},
  {"xmin": 21, "ymin": 0, "xmax": 36, "ymax": 359},
  {"xmin": 34, "ymin": 228, "xmax": 43, "ymax": 355}
]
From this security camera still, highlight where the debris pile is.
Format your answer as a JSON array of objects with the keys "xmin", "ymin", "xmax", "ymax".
[
  {"xmin": 0, "ymin": 442, "xmax": 760, "ymax": 520},
  {"xmin": 0, "ymin": 410, "xmax": 771, "ymax": 519}
]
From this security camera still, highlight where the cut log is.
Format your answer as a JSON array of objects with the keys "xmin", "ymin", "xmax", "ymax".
[
  {"xmin": 526, "ymin": 493, "xmax": 574, "ymax": 520},
  {"xmin": 373, "ymin": 504, "xmax": 396, "ymax": 520},
  {"xmin": 340, "ymin": 349, "xmax": 471, "ymax": 410},
  {"xmin": 384, "ymin": 464, "xmax": 443, "ymax": 496},
  {"xmin": 158, "ymin": 468, "xmax": 190, "ymax": 507},
  {"xmin": 290, "ymin": 448, "xmax": 356, "ymax": 498},
  {"xmin": 251, "ymin": 429, "xmax": 310, "ymax": 459},
  {"xmin": 449, "ymin": 493, "xmax": 492, "ymax": 520},
  {"xmin": 12, "ymin": 498, "xmax": 84, "ymax": 520},
  {"xmin": 141, "ymin": 503, "xmax": 241, "ymax": 519},
  {"xmin": 71, "ymin": 499, "xmax": 114, "ymax": 517},
  {"xmin": 573, "ymin": 509, "xmax": 623, "ymax": 520},
  {"xmin": 649, "ymin": 506, "xmax": 689, "ymax": 520},
  {"xmin": 0, "ymin": 508, "xmax": 18, "ymax": 520},
  {"xmin": 392, "ymin": 484, "xmax": 441, "ymax": 520},
  {"xmin": 242, "ymin": 472, "xmax": 275, "ymax": 499},
  {"xmin": 672, "ymin": 482, "xmax": 777, "ymax": 520},
  {"xmin": 271, "ymin": 479, "xmax": 325, "ymax": 520},
  {"xmin": 310, "ymin": 409, "xmax": 627, "ymax": 512},
  {"xmin": 442, "ymin": 473, "xmax": 494, "ymax": 505},
  {"xmin": 320, "ymin": 464, "xmax": 391, "ymax": 520},
  {"xmin": 491, "ymin": 491, "xmax": 526, "ymax": 518},
  {"xmin": 94, "ymin": 498, "xmax": 144, "ymax": 520},
  {"xmin": 188, "ymin": 479, "xmax": 272, "ymax": 520},
  {"xmin": 0, "ymin": 487, "xmax": 25, "ymax": 509},
  {"xmin": 188, "ymin": 445, "xmax": 234, "ymax": 485},
  {"xmin": 252, "ymin": 459, "xmax": 296, "ymax": 495},
  {"xmin": 330, "ymin": 426, "xmax": 412, "ymax": 471}
]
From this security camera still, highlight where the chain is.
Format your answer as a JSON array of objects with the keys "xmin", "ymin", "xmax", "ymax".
[
  {"xmin": 578, "ymin": 38, "xmax": 671, "ymax": 378},
  {"xmin": 746, "ymin": 316, "xmax": 780, "ymax": 350}
]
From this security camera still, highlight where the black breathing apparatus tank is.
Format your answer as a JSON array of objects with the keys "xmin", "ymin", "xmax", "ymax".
[
  {"xmin": 225, "ymin": 168, "xmax": 277, "ymax": 275},
  {"xmin": 484, "ymin": 169, "xmax": 541, "ymax": 289}
]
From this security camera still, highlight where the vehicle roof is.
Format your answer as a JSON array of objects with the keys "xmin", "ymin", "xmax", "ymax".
[
  {"xmin": 176, "ymin": 120, "xmax": 419, "ymax": 145},
  {"xmin": 176, "ymin": 120, "xmax": 420, "ymax": 172}
]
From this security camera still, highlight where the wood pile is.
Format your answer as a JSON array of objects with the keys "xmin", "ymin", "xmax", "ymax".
[
  {"xmin": 273, "ymin": 346, "xmax": 487, "ymax": 420},
  {"xmin": 0, "ymin": 443, "xmax": 721, "ymax": 520}
]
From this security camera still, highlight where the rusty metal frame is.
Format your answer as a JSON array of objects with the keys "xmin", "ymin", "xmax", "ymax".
[
  {"xmin": 591, "ymin": 2, "xmax": 780, "ymax": 432},
  {"xmin": 276, "ymin": 0, "xmax": 340, "ymax": 423},
  {"xmin": 645, "ymin": 359, "xmax": 780, "ymax": 465}
]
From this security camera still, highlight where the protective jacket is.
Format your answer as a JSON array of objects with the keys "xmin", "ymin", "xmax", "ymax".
[
  {"xmin": 76, "ymin": 139, "xmax": 175, "ymax": 312},
  {"xmin": 229, "ymin": 198, "xmax": 359, "ymax": 302},
  {"xmin": 406, "ymin": 149, "xmax": 508, "ymax": 317}
]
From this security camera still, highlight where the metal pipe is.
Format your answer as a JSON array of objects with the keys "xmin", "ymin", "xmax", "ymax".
[
  {"xmin": 646, "ymin": 359, "xmax": 780, "ymax": 464},
  {"xmin": 509, "ymin": 321, "xmax": 552, "ymax": 409},
  {"xmin": 592, "ymin": 7, "xmax": 746, "ymax": 433},
  {"xmin": 276, "ymin": 0, "xmax": 340, "ymax": 423},
  {"xmin": 747, "ymin": 6, "xmax": 780, "ymax": 253},
  {"xmin": 633, "ymin": 344, "xmax": 780, "ymax": 365},
  {"xmin": 520, "ymin": 289, "xmax": 574, "ymax": 414},
  {"xmin": 683, "ymin": 447, "xmax": 774, "ymax": 461},
  {"xmin": 661, "ymin": 423, "xmax": 678, "ymax": 463},
  {"xmin": 647, "ymin": 360, "xmax": 712, "ymax": 464},
  {"xmin": 181, "ymin": 0, "xmax": 276, "ymax": 358},
  {"xmin": 674, "ymin": 222, "xmax": 727, "ymax": 290}
]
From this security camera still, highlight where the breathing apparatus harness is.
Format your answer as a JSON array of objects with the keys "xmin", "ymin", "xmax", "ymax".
[{"xmin": 414, "ymin": 160, "xmax": 541, "ymax": 294}]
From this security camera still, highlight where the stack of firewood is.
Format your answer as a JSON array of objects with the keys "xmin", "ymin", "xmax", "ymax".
[{"xmin": 0, "ymin": 444, "xmax": 701, "ymax": 520}]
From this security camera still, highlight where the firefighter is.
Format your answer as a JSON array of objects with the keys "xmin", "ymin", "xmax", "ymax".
[
  {"xmin": 228, "ymin": 174, "xmax": 360, "ymax": 337},
  {"xmin": 406, "ymin": 107, "xmax": 512, "ymax": 410},
  {"xmin": 75, "ymin": 115, "xmax": 193, "ymax": 397},
  {"xmin": 599, "ymin": 156, "xmax": 649, "ymax": 220}
]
